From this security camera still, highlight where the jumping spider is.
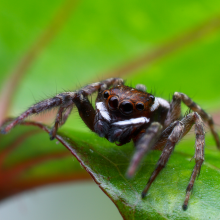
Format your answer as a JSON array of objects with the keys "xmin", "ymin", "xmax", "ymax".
[{"xmin": 1, "ymin": 78, "xmax": 219, "ymax": 210}]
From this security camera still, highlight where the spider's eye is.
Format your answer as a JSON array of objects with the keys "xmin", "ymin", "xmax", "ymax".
[
  {"xmin": 103, "ymin": 91, "xmax": 110, "ymax": 99},
  {"xmin": 119, "ymin": 101, "xmax": 133, "ymax": 115},
  {"xmin": 136, "ymin": 102, "xmax": 144, "ymax": 111},
  {"xmin": 149, "ymin": 95, "xmax": 155, "ymax": 102},
  {"xmin": 108, "ymin": 96, "xmax": 119, "ymax": 110}
]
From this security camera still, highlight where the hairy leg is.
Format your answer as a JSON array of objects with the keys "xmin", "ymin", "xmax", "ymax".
[
  {"xmin": 1, "ymin": 78, "xmax": 124, "ymax": 136},
  {"xmin": 127, "ymin": 122, "xmax": 163, "ymax": 178},
  {"xmin": 143, "ymin": 112, "xmax": 205, "ymax": 211},
  {"xmin": 165, "ymin": 92, "xmax": 219, "ymax": 148},
  {"xmin": 49, "ymin": 106, "xmax": 65, "ymax": 140},
  {"xmin": 49, "ymin": 104, "xmax": 76, "ymax": 140},
  {"xmin": 142, "ymin": 121, "xmax": 184, "ymax": 197},
  {"xmin": 164, "ymin": 93, "xmax": 182, "ymax": 128},
  {"xmin": 60, "ymin": 105, "xmax": 74, "ymax": 126},
  {"xmin": 182, "ymin": 113, "xmax": 205, "ymax": 210}
]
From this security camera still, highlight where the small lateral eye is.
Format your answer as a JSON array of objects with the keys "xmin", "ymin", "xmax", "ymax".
[
  {"xmin": 119, "ymin": 101, "xmax": 133, "ymax": 115},
  {"xmin": 149, "ymin": 95, "xmax": 155, "ymax": 102},
  {"xmin": 108, "ymin": 96, "xmax": 119, "ymax": 110},
  {"xmin": 103, "ymin": 91, "xmax": 110, "ymax": 99},
  {"xmin": 136, "ymin": 102, "xmax": 144, "ymax": 111}
]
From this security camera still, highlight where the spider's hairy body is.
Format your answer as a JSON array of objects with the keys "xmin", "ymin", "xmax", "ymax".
[
  {"xmin": 95, "ymin": 85, "xmax": 169, "ymax": 145},
  {"xmin": 1, "ymin": 77, "xmax": 219, "ymax": 211}
]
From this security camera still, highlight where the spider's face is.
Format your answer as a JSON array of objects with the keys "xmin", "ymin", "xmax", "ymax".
[
  {"xmin": 94, "ymin": 85, "xmax": 155, "ymax": 139},
  {"xmin": 102, "ymin": 85, "xmax": 155, "ymax": 117}
]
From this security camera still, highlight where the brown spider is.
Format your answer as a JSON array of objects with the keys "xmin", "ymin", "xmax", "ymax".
[{"xmin": 1, "ymin": 78, "xmax": 219, "ymax": 210}]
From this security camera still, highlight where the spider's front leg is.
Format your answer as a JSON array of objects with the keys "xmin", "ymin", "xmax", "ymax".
[
  {"xmin": 143, "ymin": 112, "xmax": 205, "ymax": 211},
  {"xmin": 50, "ymin": 78, "xmax": 124, "ymax": 139},
  {"xmin": 126, "ymin": 122, "xmax": 163, "ymax": 178},
  {"xmin": 1, "ymin": 78, "xmax": 124, "ymax": 140}
]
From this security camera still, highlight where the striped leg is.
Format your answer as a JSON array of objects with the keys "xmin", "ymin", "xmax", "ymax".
[
  {"xmin": 142, "ymin": 121, "xmax": 184, "ymax": 198},
  {"xmin": 165, "ymin": 92, "xmax": 219, "ymax": 149},
  {"xmin": 143, "ymin": 112, "xmax": 205, "ymax": 211},
  {"xmin": 182, "ymin": 112, "xmax": 205, "ymax": 210},
  {"xmin": 1, "ymin": 78, "xmax": 124, "ymax": 136},
  {"xmin": 60, "ymin": 105, "xmax": 74, "ymax": 126},
  {"xmin": 49, "ymin": 104, "xmax": 75, "ymax": 139},
  {"xmin": 49, "ymin": 106, "xmax": 65, "ymax": 140}
]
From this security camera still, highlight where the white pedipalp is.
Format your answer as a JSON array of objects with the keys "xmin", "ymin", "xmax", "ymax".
[
  {"xmin": 112, "ymin": 117, "xmax": 150, "ymax": 126},
  {"xmin": 96, "ymin": 102, "xmax": 111, "ymax": 122}
]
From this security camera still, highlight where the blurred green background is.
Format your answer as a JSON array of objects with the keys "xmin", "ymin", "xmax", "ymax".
[{"xmin": 1, "ymin": 0, "xmax": 220, "ymax": 219}]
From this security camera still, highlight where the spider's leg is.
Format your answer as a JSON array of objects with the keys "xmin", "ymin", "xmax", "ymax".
[
  {"xmin": 79, "ymin": 78, "xmax": 124, "ymax": 96},
  {"xmin": 182, "ymin": 112, "xmax": 205, "ymax": 210},
  {"xmin": 1, "ymin": 93, "xmax": 74, "ymax": 134},
  {"xmin": 73, "ymin": 78, "xmax": 124, "ymax": 132},
  {"xmin": 164, "ymin": 93, "xmax": 182, "ymax": 128},
  {"xmin": 51, "ymin": 104, "xmax": 74, "ymax": 136},
  {"xmin": 60, "ymin": 105, "xmax": 74, "ymax": 126},
  {"xmin": 49, "ymin": 106, "xmax": 65, "ymax": 140},
  {"xmin": 126, "ymin": 122, "xmax": 163, "ymax": 178},
  {"xmin": 142, "ymin": 120, "xmax": 184, "ymax": 198},
  {"xmin": 173, "ymin": 92, "xmax": 219, "ymax": 149},
  {"xmin": 143, "ymin": 112, "xmax": 205, "ymax": 211},
  {"xmin": 1, "ymin": 78, "xmax": 123, "ymax": 135},
  {"xmin": 50, "ymin": 78, "xmax": 124, "ymax": 139}
]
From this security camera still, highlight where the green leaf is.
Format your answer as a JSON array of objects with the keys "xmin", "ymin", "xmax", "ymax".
[
  {"xmin": 0, "ymin": 124, "xmax": 90, "ymax": 200},
  {"xmin": 16, "ymin": 123, "xmax": 220, "ymax": 219}
]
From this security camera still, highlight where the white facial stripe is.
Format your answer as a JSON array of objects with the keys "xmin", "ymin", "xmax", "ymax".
[
  {"xmin": 96, "ymin": 102, "xmax": 111, "ymax": 121},
  {"xmin": 112, "ymin": 117, "xmax": 150, "ymax": 126},
  {"xmin": 150, "ymin": 97, "xmax": 170, "ymax": 112}
]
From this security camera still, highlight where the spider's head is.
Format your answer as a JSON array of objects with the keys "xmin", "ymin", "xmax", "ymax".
[{"xmin": 94, "ymin": 85, "xmax": 155, "ymax": 138}]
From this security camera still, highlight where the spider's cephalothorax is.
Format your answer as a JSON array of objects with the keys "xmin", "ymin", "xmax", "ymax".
[
  {"xmin": 94, "ymin": 84, "xmax": 168, "ymax": 145},
  {"xmin": 1, "ymin": 78, "xmax": 219, "ymax": 211}
]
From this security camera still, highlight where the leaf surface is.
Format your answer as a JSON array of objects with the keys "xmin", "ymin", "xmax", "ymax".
[
  {"xmin": 0, "ymin": 125, "xmax": 90, "ymax": 200},
  {"xmin": 26, "ymin": 124, "xmax": 220, "ymax": 220}
]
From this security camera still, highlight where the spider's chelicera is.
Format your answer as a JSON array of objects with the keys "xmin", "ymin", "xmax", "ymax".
[{"xmin": 1, "ymin": 78, "xmax": 219, "ymax": 210}]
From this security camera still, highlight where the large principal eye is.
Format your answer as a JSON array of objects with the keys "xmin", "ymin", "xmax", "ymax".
[
  {"xmin": 136, "ymin": 102, "xmax": 144, "ymax": 111},
  {"xmin": 119, "ymin": 101, "xmax": 133, "ymax": 114},
  {"xmin": 103, "ymin": 90, "xmax": 110, "ymax": 99},
  {"xmin": 108, "ymin": 96, "xmax": 119, "ymax": 110}
]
